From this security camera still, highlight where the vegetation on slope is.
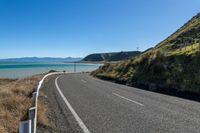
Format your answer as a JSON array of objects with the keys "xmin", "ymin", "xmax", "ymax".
[
  {"xmin": 92, "ymin": 13, "xmax": 200, "ymax": 94},
  {"xmin": 82, "ymin": 51, "xmax": 141, "ymax": 62},
  {"xmin": 156, "ymin": 12, "xmax": 200, "ymax": 51}
]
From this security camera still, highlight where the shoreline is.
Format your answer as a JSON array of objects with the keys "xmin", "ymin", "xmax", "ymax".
[{"xmin": 0, "ymin": 62, "xmax": 101, "ymax": 79}]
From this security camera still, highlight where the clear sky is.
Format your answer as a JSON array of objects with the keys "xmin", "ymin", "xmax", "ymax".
[{"xmin": 0, "ymin": 0, "xmax": 199, "ymax": 58}]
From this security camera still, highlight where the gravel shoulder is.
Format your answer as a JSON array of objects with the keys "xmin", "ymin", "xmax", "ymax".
[{"xmin": 37, "ymin": 75, "xmax": 82, "ymax": 133}]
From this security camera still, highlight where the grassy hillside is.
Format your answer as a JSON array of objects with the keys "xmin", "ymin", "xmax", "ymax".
[
  {"xmin": 92, "ymin": 13, "xmax": 200, "ymax": 94},
  {"xmin": 82, "ymin": 51, "xmax": 141, "ymax": 62}
]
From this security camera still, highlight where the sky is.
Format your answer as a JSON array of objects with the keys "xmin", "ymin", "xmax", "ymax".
[{"xmin": 0, "ymin": 0, "xmax": 199, "ymax": 58}]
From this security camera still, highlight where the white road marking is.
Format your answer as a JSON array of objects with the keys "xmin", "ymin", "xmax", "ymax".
[
  {"xmin": 81, "ymin": 79, "xmax": 87, "ymax": 83},
  {"xmin": 55, "ymin": 76, "xmax": 91, "ymax": 133},
  {"xmin": 112, "ymin": 92, "xmax": 144, "ymax": 106}
]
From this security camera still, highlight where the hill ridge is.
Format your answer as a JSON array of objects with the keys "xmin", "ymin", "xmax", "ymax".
[{"xmin": 82, "ymin": 51, "xmax": 141, "ymax": 62}]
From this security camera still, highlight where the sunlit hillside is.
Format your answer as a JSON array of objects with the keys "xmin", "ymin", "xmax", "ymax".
[{"xmin": 92, "ymin": 13, "xmax": 200, "ymax": 94}]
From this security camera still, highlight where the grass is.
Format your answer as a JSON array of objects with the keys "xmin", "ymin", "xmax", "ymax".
[
  {"xmin": 0, "ymin": 74, "xmax": 46, "ymax": 133},
  {"xmin": 156, "ymin": 13, "xmax": 200, "ymax": 49},
  {"xmin": 37, "ymin": 92, "xmax": 49, "ymax": 127},
  {"xmin": 168, "ymin": 43, "xmax": 200, "ymax": 56}
]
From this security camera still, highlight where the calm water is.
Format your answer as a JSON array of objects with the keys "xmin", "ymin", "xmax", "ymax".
[{"xmin": 0, "ymin": 62, "xmax": 102, "ymax": 79}]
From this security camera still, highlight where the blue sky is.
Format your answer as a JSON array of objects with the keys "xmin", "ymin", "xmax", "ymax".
[{"xmin": 0, "ymin": 0, "xmax": 199, "ymax": 58}]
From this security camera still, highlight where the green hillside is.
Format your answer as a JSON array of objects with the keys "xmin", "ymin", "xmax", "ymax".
[
  {"xmin": 92, "ymin": 13, "xmax": 200, "ymax": 94},
  {"xmin": 82, "ymin": 51, "xmax": 141, "ymax": 62}
]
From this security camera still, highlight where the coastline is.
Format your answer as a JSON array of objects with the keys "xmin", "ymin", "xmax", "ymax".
[{"xmin": 0, "ymin": 62, "xmax": 101, "ymax": 79}]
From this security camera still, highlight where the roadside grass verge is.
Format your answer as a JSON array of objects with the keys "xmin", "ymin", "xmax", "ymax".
[
  {"xmin": 0, "ymin": 74, "xmax": 46, "ymax": 133},
  {"xmin": 37, "ymin": 92, "xmax": 49, "ymax": 127}
]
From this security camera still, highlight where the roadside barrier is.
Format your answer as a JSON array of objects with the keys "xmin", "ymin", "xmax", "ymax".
[
  {"xmin": 19, "ymin": 120, "xmax": 31, "ymax": 133},
  {"xmin": 19, "ymin": 72, "xmax": 65, "ymax": 133}
]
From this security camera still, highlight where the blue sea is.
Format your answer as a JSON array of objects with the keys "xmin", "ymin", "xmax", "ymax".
[{"xmin": 0, "ymin": 62, "xmax": 102, "ymax": 79}]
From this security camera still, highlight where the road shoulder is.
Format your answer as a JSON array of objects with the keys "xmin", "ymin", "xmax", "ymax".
[{"xmin": 37, "ymin": 75, "xmax": 82, "ymax": 133}]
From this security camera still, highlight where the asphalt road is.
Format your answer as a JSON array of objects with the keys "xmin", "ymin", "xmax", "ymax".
[{"xmin": 40, "ymin": 73, "xmax": 200, "ymax": 133}]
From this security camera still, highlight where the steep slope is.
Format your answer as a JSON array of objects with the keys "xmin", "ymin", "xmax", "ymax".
[
  {"xmin": 156, "ymin": 12, "xmax": 200, "ymax": 51},
  {"xmin": 92, "ymin": 13, "xmax": 200, "ymax": 94},
  {"xmin": 82, "ymin": 51, "xmax": 141, "ymax": 62},
  {"xmin": 153, "ymin": 12, "xmax": 200, "ymax": 56}
]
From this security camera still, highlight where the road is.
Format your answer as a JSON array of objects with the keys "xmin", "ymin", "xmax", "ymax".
[{"xmin": 39, "ymin": 73, "xmax": 200, "ymax": 133}]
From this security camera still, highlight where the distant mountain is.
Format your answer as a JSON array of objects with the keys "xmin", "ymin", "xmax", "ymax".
[
  {"xmin": 82, "ymin": 51, "xmax": 141, "ymax": 62},
  {"xmin": 0, "ymin": 57, "xmax": 82, "ymax": 62},
  {"xmin": 92, "ymin": 12, "xmax": 200, "ymax": 95}
]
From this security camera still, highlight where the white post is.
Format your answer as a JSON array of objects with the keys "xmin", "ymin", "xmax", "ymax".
[
  {"xmin": 29, "ymin": 107, "xmax": 36, "ymax": 133},
  {"xmin": 32, "ymin": 92, "xmax": 38, "ymax": 102},
  {"xmin": 19, "ymin": 120, "xmax": 31, "ymax": 133}
]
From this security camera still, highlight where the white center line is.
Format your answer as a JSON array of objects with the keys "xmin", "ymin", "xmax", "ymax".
[
  {"xmin": 55, "ymin": 76, "xmax": 91, "ymax": 133},
  {"xmin": 112, "ymin": 92, "xmax": 144, "ymax": 106}
]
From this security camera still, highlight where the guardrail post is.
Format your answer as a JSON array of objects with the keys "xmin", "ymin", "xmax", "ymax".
[
  {"xmin": 34, "ymin": 81, "xmax": 39, "ymax": 92},
  {"xmin": 29, "ymin": 107, "xmax": 36, "ymax": 133},
  {"xmin": 19, "ymin": 120, "xmax": 31, "ymax": 133},
  {"xmin": 32, "ymin": 92, "xmax": 38, "ymax": 102}
]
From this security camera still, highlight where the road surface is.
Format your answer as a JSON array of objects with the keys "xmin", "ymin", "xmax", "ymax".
[{"xmin": 39, "ymin": 73, "xmax": 200, "ymax": 133}]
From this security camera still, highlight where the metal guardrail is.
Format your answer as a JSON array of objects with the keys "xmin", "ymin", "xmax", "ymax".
[{"xmin": 19, "ymin": 72, "xmax": 65, "ymax": 133}]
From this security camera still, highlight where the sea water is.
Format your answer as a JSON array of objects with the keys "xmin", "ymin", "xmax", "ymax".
[{"xmin": 0, "ymin": 62, "xmax": 102, "ymax": 79}]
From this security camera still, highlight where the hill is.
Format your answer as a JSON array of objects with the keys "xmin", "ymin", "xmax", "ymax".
[
  {"xmin": 92, "ymin": 13, "xmax": 200, "ymax": 95},
  {"xmin": 0, "ymin": 57, "xmax": 82, "ymax": 62},
  {"xmin": 82, "ymin": 51, "xmax": 141, "ymax": 62}
]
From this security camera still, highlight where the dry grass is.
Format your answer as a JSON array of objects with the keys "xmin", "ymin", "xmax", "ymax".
[
  {"xmin": 0, "ymin": 74, "xmax": 44, "ymax": 133},
  {"xmin": 169, "ymin": 43, "xmax": 200, "ymax": 56},
  {"xmin": 37, "ymin": 95, "xmax": 49, "ymax": 127},
  {"xmin": 0, "ymin": 79, "xmax": 16, "ymax": 86}
]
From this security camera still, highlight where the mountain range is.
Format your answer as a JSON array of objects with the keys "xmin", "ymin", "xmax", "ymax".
[{"xmin": 0, "ymin": 57, "xmax": 82, "ymax": 62}]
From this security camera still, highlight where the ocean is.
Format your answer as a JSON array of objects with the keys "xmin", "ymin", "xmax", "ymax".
[{"xmin": 0, "ymin": 62, "xmax": 102, "ymax": 79}]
